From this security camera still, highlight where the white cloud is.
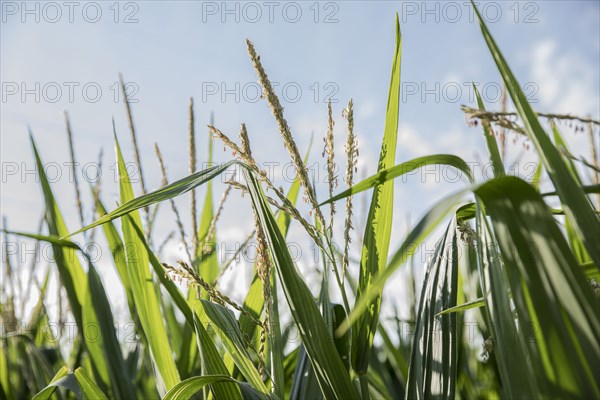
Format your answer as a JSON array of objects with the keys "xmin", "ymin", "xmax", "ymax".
[
  {"xmin": 530, "ymin": 39, "xmax": 599, "ymax": 116},
  {"xmin": 398, "ymin": 122, "xmax": 435, "ymax": 157}
]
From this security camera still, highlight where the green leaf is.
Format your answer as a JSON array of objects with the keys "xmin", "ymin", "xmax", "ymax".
[
  {"xmin": 290, "ymin": 268, "xmax": 333, "ymax": 400},
  {"xmin": 531, "ymin": 162, "xmax": 543, "ymax": 189},
  {"xmin": 30, "ymin": 134, "xmax": 85, "ymax": 327},
  {"xmin": 244, "ymin": 170, "xmax": 359, "ymax": 400},
  {"xmin": 1, "ymin": 230, "xmax": 79, "ymax": 249},
  {"xmin": 239, "ymin": 275, "xmax": 265, "ymax": 343},
  {"xmin": 332, "ymin": 304, "xmax": 351, "ymax": 372},
  {"xmin": 474, "ymin": 176, "xmax": 599, "ymax": 398},
  {"xmin": 193, "ymin": 314, "xmax": 243, "ymax": 400},
  {"xmin": 83, "ymin": 262, "xmax": 136, "ymax": 399},
  {"xmin": 471, "ymin": 0, "xmax": 600, "ymax": 266},
  {"xmin": 270, "ymin": 136, "xmax": 310, "ymax": 399},
  {"xmin": 352, "ymin": 13, "xmax": 402, "ymax": 377},
  {"xmin": 475, "ymin": 206, "xmax": 537, "ymax": 398},
  {"xmin": 456, "ymin": 203, "xmax": 476, "ymax": 222},
  {"xmin": 32, "ymin": 367, "xmax": 79, "ymax": 400},
  {"xmin": 266, "ymin": 273, "xmax": 285, "ymax": 400},
  {"xmin": 73, "ymin": 368, "xmax": 109, "ymax": 400},
  {"xmin": 162, "ymin": 375, "xmax": 268, "ymax": 400},
  {"xmin": 541, "ymin": 184, "xmax": 600, "ymax": 198},
  {"xmin": 473, "ymin": 84, "xmax": 504, "ymax": 177},
  {"xmin": 64, "ymin": 160, "xmax": 236, "ymax": 238},
  {"xmin": 193, "ymin": 300, "xmax": 268, "ymax": 394},
  {"xmin": 405, "ymin": 218, "xmax": 459, "ymax": 399},
  {"xmin": 130, "ymin": 221, "xmax": 194, "ymax": 327},
  {"xmin": 289, "ymin": 346, "xmax": 322, "ymax": 400},
  {"xmin": 177, "ymin": 132, "xmax": 219, "ymax": 380},
  {"xmin": 241, "ymin": 141, "xmax": 308, "ymax": 399},
  {"xmin": 321, "ymin": 154, "xmax": 473, "ymax": 206},
  {"xmin": 195, "ymin": 135, "xmax": 219, "ymax": 282},
  {"xmin": 114, "ymin": 133, "xmax": 180, "ymax": 392},
  {"xmin": 32, "ymin": 367, "xmax": 109, "ymax": 400},
  {"xmin": 550, "ymin": 121, "xmax": 591, "ymax": 264},
  {"xmin": 455, "ymin": 202, "xmax": 574, "ymax": 222},
  {"xmin": 94, "ymin": 198, "xmax": 136, "ymax": 316},
  {"xmin": 435, "ymin": 297, "xmax": 485, "ymax": 316}
]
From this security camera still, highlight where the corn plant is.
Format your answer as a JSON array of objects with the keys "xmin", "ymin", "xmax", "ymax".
[{"xmin": 1, "ymin": 2, "xmax": 599, "ymax": 399}]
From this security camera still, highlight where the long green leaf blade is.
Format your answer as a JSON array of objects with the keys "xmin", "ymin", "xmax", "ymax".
[
  {"xmin": 435, "ymin": 297, "xmax": 485, "ymax": 316},
  {"xmin": 352, "ymin": 13, "xmax": 402, "ymax": 377},
  {"xmin": 73, "ymin": 368, "xmax": 109, "ymax": 400},
  {"xmin": 244, "ymin": 170, "xmax": 359, "ymax": 400},
  {"xmin": 114, "ymin": 134, "xmax": 180, "ymax": 392},
  {"xmin": 65, "ymin": 160, "xmax": 235, "ymax": 238},
  {"xmin": 473, "ymin": 85, "xmax": 504, "ymax": 177}
]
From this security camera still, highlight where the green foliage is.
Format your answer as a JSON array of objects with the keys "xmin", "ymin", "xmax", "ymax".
[{"xmin": 3, "ymin": 5, "xmax": 598, "ymax": 400}]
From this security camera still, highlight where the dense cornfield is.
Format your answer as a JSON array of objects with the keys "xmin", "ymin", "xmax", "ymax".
[{"xmin": 1, "ymin": 3, "xmax": 599, "ymax": 399}]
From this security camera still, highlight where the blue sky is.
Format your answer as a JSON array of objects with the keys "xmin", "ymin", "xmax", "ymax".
[{"xmin": 2, "ymin": 1, "xmax": 599, "ymax": 322}]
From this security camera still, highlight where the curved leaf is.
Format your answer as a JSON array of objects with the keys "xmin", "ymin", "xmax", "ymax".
[
  {"xmin": 64, "ymin": 160, "xmax": 236, "ymax": 238},
  {"xmin": 162, "ymin": 375, "xmax": 266, "ymax": 400},
  {"xmin": 33, "ymin": 367, "xmax": 108, "ymax": 400},
  {"xmin": 321, "ymin": 154, "xmax": 473, "ymax": 206},
  {"xmin": 435, "ymin": 297, "xmax": 485, "ymax": 316}
]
